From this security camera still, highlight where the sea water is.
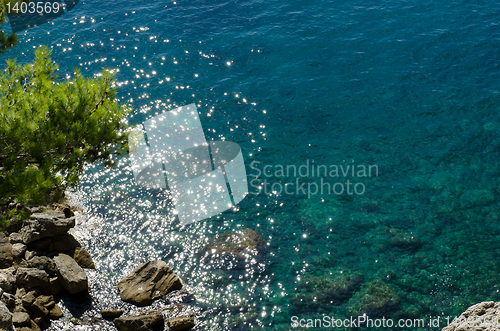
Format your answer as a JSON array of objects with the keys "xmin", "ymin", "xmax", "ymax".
[{"xmin": 3, "ymin": 0, "xmax": 500, "ymax": 329}]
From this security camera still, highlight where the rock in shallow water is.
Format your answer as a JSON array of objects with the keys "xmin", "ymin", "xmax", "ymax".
[
  {"xmin": 101, "ymin": 309, "xmax": 124, "ymax": 319},
  {"xmin": 53, "ymin": 253, "xmax": 88, "ymax": 294},
  {"xmin": 167, "ymin": 315, "xmax": 195, "ymax": 331},
  {"xmin": 73, "ymin": 247, "xmax": 95, "ymax": 269},
  {"xmin": 291, "ymin": 271, "xmax": 364, "ymax": 310},
  {"xmin": 204, "ymin": 228, "xmax": 266, "ymax": 270},
  {"xmin": 113, "ymin": 311, "xmax": 163, "ymax": 331},
  {"xmin": 118, "ymin": 260, "xmax": 182, "ymax": 306},
  {"xmin": 347, "ymin": 279, "xmax": 401, "ymax": 318}
]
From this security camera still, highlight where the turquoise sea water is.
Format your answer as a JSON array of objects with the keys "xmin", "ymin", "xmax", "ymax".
[{"xmin": 3, "ymin": 0, "xmax": 500, "ymax": 329}]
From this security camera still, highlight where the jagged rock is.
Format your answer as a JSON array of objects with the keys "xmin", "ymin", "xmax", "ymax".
[
  {"xmin": 118, "ymin": 260, "xmax": 182, "ymax": 306},
  {"xmin": 73, "ymin": 247, "xmax": 95, "ymax": 269},
  {"xmin": 49, "ymin": 203, "xmax": 74, "ymax": 218},
  {"xmin": 387, "ymin": 228, "xmax": 422, "ymax": 251},
  {"xmin": 20, "ymin": 211, "xmax": 75, "ymax": 244},
  {"xmin": 11, "ymin": 243, "xmax": 27, "ymax": 259},
  {"xmin": 1, "ymin": 293, "xmax": 14, "ymax": 307},
  {"xmin": 30, "ymin": 295, "xmax": 55, "ymax": 318},
  {"xmin": 24, "ymin": 251, "xmax": 38, "ymax": 261},
  {"xmin": 52, "ymin": 234, "xmax": 80, "ymax": 252},
  {"xmin": 32, "ymin": 317, "xmax": 45, "ymax": 330},
  {"xmin": 17, "ymin": 319, "xmax": 40, "ymax": 331},
  {"xmin": 8, "ymin": 233, "xmax": 22, "ymax": 244},
  {"xmin": 27, "ymin": 256, "xmax": 57, "ymax": 276},
  {"xmin": 204, "ymin": 228, "xmax": 265, "ymax": 269},
  {"xmin": 21, "ymin": 291, "xmax": 36, "ymax": 308},
  {"xmin": 167, "ymin": 315, "xmax": 196, "ymax": 331},
  {"xmin": 30, "ymin": 301, "xmax": 48, "ymax": 317},
  {"xmin": 348, "ymin": 280, "xmax": 401, "ymax": 317},
  {"xmin": 0, "ymin": 242, "xmax": 13, "ymax": 268},
  {"xmin": 13, "ymin": 299, "xmax": 27, "ymax": 313},
  {"xmin": 70, "ymin": 317, "xmax": 82, "ymax": 325},
  {"xmin": 291, "ymin": 271, "xmax": 364, "ymax": 309},
  {"xmin": 442, "ymin": 301, "xmax": 500, "ymax": 331},
  {"xmin": 0, "ymin": 301, "xmax": 12, "ymax": 330},
  {"xmin": 12, "ymin": 311, "xmax": 30, "ymax": 326},
  {"xmin": 16, "ymin": 268, "xmax": 50, "ymax": 288},
  {"xmin": 15, "ymin": 288, "xmax": 26, "ymax": 299},
  {"xmin": 0, "ymin": 269, "xmax": 16, "ymax": 292},
  {"xmin": 53, "ymin": 254, "xmax": 88, "ymax": 294},
  {"xmin": 101, "ymin": 309, "xmax": 124, "ymax": 319},
  {"xmin": 113, "ymin": 311, "xmax": 163, "ymax": 331},
  {"xmin": 48, "ymin": 304, "xmax": 63, "ymax": 319}
]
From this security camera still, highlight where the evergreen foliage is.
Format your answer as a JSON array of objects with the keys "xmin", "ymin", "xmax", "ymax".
[{"xmin": 0, "ymin": 46, "xmax": 130, "ymax": 205}]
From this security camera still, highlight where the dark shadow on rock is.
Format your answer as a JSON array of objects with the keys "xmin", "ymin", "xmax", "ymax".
[{"xmin": 58, "ymin": 291, "xmax": 93, "ymax": 318}]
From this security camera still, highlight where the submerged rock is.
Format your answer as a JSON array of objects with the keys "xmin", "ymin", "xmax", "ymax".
[
  {"xmin": 118, "ymin": 260, "xmax": 182, "ymax": 306},
  {"xmin": 166, "ymin": 315, "xmax": 195, "ymax": 331},
  {"xmin": 113, "ymin": 311, "xmax": 163, "ymax": 331},
  {"xmin": 205, "ymin": 228, "xmax": 265, "ymax": 258},
  {"xmin": 387, "ymin": 228, "xmax": 422, "ymax": 251},
  {"xmin": 348, "ymin": 280, "xmax": 401, "ymax": 317},
  {"xmin": 291, "ymin": 272, "xmax": 364, "ymax": 310},
  {"xmin": 53, "ymin": 253, "xmax": 88, "ymax": 294},
  {"xmin": 204, "ymin": 228, "xmax": 266, "ymax": 270}
]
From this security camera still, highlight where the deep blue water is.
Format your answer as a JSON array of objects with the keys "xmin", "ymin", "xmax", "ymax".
[{"xmin": 3, "ymin": 0, "xmax": 500, "ymax": 329}]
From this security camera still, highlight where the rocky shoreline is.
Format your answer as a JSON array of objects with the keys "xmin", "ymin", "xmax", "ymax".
[{"xmin": 0, "ymin": 203, "xmax": 196, "ymax": 331}]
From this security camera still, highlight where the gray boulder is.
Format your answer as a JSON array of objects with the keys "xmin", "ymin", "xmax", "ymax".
[
  {"xmin": 167, "ymin": 315, "xmax": 195, "ymax": 331},
  {"xmin": 0, "ymin": 243, "xmax": 13, "ymax": 269},
  {"xmin": 20, "ymin": 211, "xmax": 75, "ymax": 244},
  {"xmin": 442, "ymin": 301, "xmax": 500, "ymax": 331},
  {"xmin": 11, "ymin": 243, "xmax": 27, "ymax": 259},
  {"xmin": 0, "ymin": 301, "xmax": 12, "ymax": 330},
  {"xmin": 73, "ymin": 247, "xmax": 95, "ymax": 269},
  {"xmin": 118, "ymin": 260, "xmax": 182, "ymax": 306},
  {"xmin": 27, "ymin": 256, "xmax": 57, "ymax": 276},
  {"xmin": 12, "ymin": 311, "xmax": 30, "ymax": 326},
  {"xmin": 53, "ymin": 254, "xmax": 88, "ymax": 294},
  {"xmin": 113, "ymin": 311, "xmax": 163, "ymax": 331},
  {"xmin": 0, "ymin": 269, "xmax": 16, "ymax": 292},
  {"xmin": 16, "ymin": 268, "xmax": 50, "ymax": 288},
  {"xmin": 8, "ymin": 233, "xmax": 22, "ymax": 244}
]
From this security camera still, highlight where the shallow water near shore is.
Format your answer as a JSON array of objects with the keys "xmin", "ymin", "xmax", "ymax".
[{"xmin": 3, "ymin": 0, "xmax": 500, "ymax": 329}]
